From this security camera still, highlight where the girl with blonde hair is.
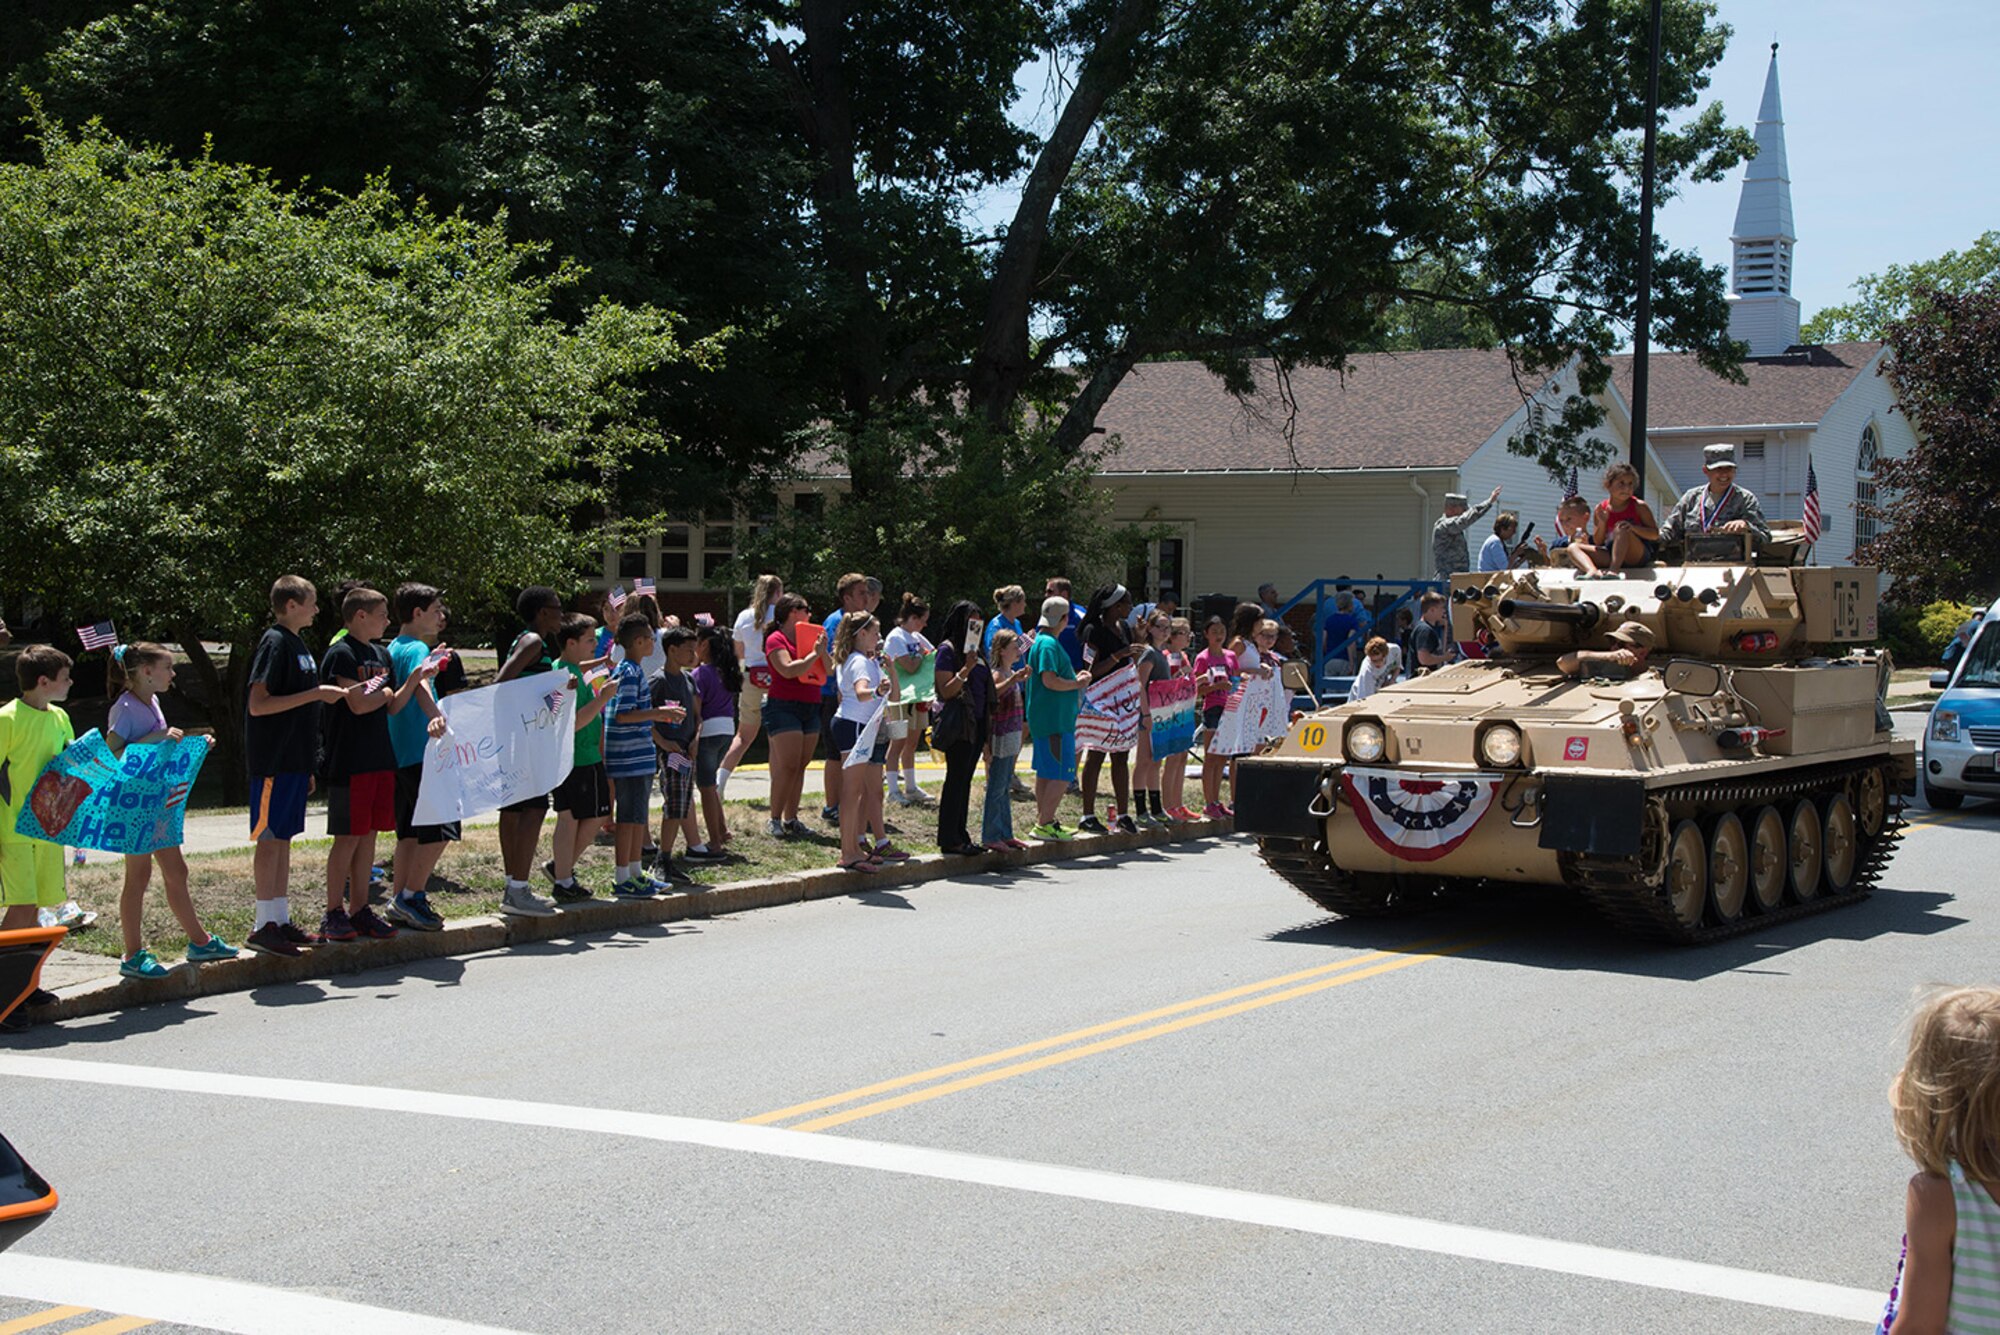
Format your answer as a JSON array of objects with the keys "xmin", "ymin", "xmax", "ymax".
[{"xmin": 1878, "ymin": 986, "xmax": 2000, "ymax": 1332}]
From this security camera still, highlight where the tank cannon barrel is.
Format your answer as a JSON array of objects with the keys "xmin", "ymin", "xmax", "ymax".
[{"xmin": 1495, "ymin": 598, "xmax": 1602, "ymax": 631}]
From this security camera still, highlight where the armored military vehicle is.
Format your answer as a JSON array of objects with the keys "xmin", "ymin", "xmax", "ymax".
[{"xmin": 1236, "ymin": 547, "xmax": 1916, "ymax": 942}]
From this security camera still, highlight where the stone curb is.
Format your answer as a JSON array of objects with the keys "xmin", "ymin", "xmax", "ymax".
[{"xmin": 31, "ymin": 819, "xmax": 1233, "ymax": 1024}]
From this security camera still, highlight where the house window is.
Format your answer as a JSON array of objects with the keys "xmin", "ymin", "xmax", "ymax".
[
  {"xmin": 658, "ymin": 525, "xmax": 691, "ymax": 581},
  {"xmin": 618, "ymin": 549, "xmax": 647, "ymax": 579},
  {"xmin": 702, "ymin": 521, "xmax": 735, "ymax": 580},
  {"xmin": 1855, "ymin": 424, "xmax": 1881, "ymax": 551}
]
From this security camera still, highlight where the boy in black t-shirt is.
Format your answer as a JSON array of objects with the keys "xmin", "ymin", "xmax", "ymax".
[
  {"xmin": 245, "ymin": 574, "xmax": 356, "ymax": 958},
  {"xmin": 320, "ymin": 586, "xmax": 438, "ymax": 942}
]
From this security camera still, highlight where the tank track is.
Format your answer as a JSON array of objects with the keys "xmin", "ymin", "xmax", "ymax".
[
  {"xmin": 1256, "ymin": 756, "xmax": 1906, "ymax": 943},
  {"xmin": 1559, "ymin": 756, "xmax": 1905, "ymax": 944}
]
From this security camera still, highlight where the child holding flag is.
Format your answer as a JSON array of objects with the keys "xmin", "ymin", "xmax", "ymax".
[
  {"xmin": 105, "ymin": 644, "xmax": 237, "ymax": 977},
  {"xmin": 547, "ymin": 614, "xmax": 618, "ymax": 901}
]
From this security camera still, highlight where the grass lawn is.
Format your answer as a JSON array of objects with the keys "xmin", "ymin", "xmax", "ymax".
[{"xmin": 59, "ymin": 788, "xmax": 1114, "ymax": 961}]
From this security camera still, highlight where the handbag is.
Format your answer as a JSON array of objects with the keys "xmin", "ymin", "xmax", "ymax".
[{"xmin": 931, "ymin": 694, "xmax": 972, "ymax": 749}]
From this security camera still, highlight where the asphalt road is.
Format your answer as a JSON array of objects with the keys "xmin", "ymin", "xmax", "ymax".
[{"xmin": 2, "ymin": 783, "xmax": 1995, "ymax": 1333}]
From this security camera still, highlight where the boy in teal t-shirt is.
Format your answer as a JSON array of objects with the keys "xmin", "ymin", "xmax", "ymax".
[
  {"xmin": 0, "ymin": 646, "xmax": 77, "ymax": 932},
  {"xmin": 1024, "ymin": 598, "xmax": 1090, "ymax": 840}
]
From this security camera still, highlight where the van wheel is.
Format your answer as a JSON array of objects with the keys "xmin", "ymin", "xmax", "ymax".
[{"xmin": 1925, "ymin": 781, "xmax": 1965, "ymax": 811}]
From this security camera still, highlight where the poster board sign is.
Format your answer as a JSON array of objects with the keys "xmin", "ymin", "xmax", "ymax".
[
  {"xmin": 894, "ymin": 654, "xmax": 937, "ymax": 706},
  {"xmin": 14, "ymin": 729, "xmax": 210, "ymax": 855},
  {"xmin": 1145, "ymin": 676, "xmax": 1198, "ymax": 759},
  {"xmin": 1208, "ymin": 670, "xmax": 1288, "ymax": 757},
  {"xmin": 796, "ymin": 622, "xmax": 828, "ymax": 688},
  {"xmin": 1076, "ymin": 664, "xmax": 1141, "ymax": 753},
  {"xmin": 842, "ymin": 696, "xmax": 888, "ymax": 769},
  {"xmin": 413, "ymin": 675, "xmax": 577, "ymax": 825}
]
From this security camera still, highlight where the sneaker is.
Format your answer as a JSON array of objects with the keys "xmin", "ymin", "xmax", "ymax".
[
  {"xmin": 385, "ymin": 894, "xmax": 442, "ymax": 932},
  {"xmin": 821, "ymin": 806, "xmax": 840, "ymax": 824},
  {"xmin": 612, "ymin": 879, "xmax": 655, "ymax": 900},
  {"xmin": 1202, "ymin": 802, "xmax": 1229, "ymax": 820},
  {"xmin": 872, "ymin": 843, "xmax": 911, "ymax": 862},
  {"xmin": 651, "ymin": 862, "xmax": 696, "ymax": 888},
  {"xmin": 119, "ymin": 950, "xmax": 171, "ymax": 980},
  {"xmin": 768, "ymin": 818, "xmax": 788, "ymax": 838},
  {"xmin": 551, "ymin": 881, "xmax": 595, "ymax": 904},
  {"xmin": 499, "ymin": 884, "xmax": 559, "ymax": 918},
  {"xmin": 1030, "ymin": 822, "xmax": 1074, "ymax": 842},
  {"xmin": 890, "ymin": 788, "xmax": 914, "ymax": 807},
  {"xmin": 318, "ymin": 908, "xmax": 359, "ymax": 943},
  {"xmin": 1116, "ymin": 814, "xmax": 1140, "ymax": 835},
  {"xmin": 279, "ymin": 921, "xmax": 323, "ymax": 949},
  {"xmin": 185, "ymin": 935, "xmax": 239, "ymax": 964},
  {"xmin": 1076, "ymin": 815, "xmax": 1109, "ymax": 835},
  {"xmin": 682, "ymin": 846, "xmax": 729, "ymax": 863},
  {"xmin": 52, "ymin": 901, "xmax": 98, "ymax": 930},
  {"xmin": 352, "ymin": 905, "xmax": 401, "ymax": 939},
  {"xmin": 243, "ymin": 923, "xmax": 302, "ymax": 959},
  {"xmin": 905, "ymin": 787, "xmax": 935, "ymax": 806},
  {"xmin": 785, "ymin": 819, "xmax": 815, "ymax": 837},
  {"xmin": 1009, "ymin": 783, "xmax": 1034, "ymax": 800}
]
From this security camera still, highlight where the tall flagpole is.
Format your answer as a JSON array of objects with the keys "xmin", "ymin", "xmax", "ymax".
[{"xmin": 1628, "ymin": 0, "xmax": 1664, "ymax": 500}]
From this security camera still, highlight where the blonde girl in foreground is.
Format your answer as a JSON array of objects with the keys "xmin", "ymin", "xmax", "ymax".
[{"xmin": 1880, "ymin": 986, "xmax": 2000, "ymax": 1333}]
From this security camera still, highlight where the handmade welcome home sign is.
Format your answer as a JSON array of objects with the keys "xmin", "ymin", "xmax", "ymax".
[
  {"xmin": 413, "ymin": 675, "xmax": 576, "ymax": 825},
  {"xmin": 1145, "ymin": 675, "xmax": 1198, "ymax": 759},
  {"xmin": 15, "ymin": 730, "xmax": 210, "ymax": 855},
  {"xmin": 1075, "ymin": 664, "xmax": 1141, "ymax": 753}
]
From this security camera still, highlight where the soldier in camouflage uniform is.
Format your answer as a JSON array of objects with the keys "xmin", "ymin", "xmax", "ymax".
[
  {"xmin": 1431, "ymin": 486, "xmax": 1502, "ymax": 578},
  {"xmin": 1656, "ymin": 443, "xmax": 1771, "ymax": 550}
]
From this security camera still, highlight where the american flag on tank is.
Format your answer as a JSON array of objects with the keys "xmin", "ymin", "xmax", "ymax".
[
  {"xmin": 77, "ymin": 621, "xmax": 118, "ymax": 651},
  {"xmin": 1801, "ymin": 459, "xmax": 1822, "ymax": 545}
]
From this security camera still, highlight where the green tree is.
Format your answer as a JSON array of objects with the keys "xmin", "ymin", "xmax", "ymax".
[
  {"xmin": 1803, "ymin": 232, "xmax": 2000, "ymax": 344},
  {"xmin": 0, "ymin": 118, "xmax": 713, "ymax": 782},
  {"xmin": 1860, "ymin": 283, "xmax": 2000, "ymax": 602}
]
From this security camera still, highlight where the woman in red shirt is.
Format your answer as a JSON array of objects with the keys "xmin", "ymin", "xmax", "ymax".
[{"xmin": 762, "ymin": 594, "xmax": 832, "ymax": 837}]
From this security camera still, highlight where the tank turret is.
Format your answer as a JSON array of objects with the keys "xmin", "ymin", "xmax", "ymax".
[{"xmin": 1235, "ymin": 556, "xmax": 1915, "ymax": 944}]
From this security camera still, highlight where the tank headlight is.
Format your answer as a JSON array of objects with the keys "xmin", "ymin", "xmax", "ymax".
[
  {"xmin": 1932, "ymin": 710, "xmax": 1961, "ymax": 743},
  {"xmin": 1346, "ymin": 721, "xmax": 1386, "ymax": 762},
  {"xmin": 1479, "ymin": 725, "xmax": 1524, "ymax": 767}
]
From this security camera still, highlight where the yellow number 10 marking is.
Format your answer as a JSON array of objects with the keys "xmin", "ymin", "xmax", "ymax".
[{"xmin": 1299, "ymin": 722, "xmax": 1328, "ymax": 751}]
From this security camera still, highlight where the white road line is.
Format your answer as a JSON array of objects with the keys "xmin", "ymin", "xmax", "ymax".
[
  {"xmin": 2, "ymin": 1054, "xmax": 1880, "ymax": 1324},
  {"xmin": 0, "ymin": 1254, "xmax": 529, "ymax": 1335}
]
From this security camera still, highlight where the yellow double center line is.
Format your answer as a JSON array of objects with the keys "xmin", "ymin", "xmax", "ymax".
[{"xmin": 745, "ymin": 933, "xmax": 1489, "ymax": 1132}]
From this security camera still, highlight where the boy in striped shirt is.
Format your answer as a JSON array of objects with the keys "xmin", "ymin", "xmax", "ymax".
[{"xmin": 603, "ymin": 615, "xmax": 684, "ymax": 897}]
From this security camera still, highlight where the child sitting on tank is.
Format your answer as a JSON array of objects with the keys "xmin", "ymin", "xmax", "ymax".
[{"xmin": 1557, "ymin": 620, "xmax": 1654, "ymax": 680}]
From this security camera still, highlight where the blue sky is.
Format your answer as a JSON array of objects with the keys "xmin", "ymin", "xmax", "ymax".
[
  {"xmin": 1658, "ymin": 0, "xmax": 1999, "ymax": 322},
  {"xmin": 976, "ymin": 2, "xmax": 1997, "ymax": 336}
]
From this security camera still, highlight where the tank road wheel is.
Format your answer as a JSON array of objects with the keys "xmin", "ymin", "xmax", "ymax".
[
  {"xmin": 1746, "ymin": 805, "xmax": 1788, "ymax": 915},
  {"xmin": 1821, "ymin": 792, "xmax": 1860, "ymax": 893},
  {"xmin": 1664, "ymin": 819, "xmax": 1709, "ymax": 929},
  {"xmin": 1704, "ymin": 812, "xmax": 1750, "ymax": 925},
  {"xmin": 1856, "ymin": 767, "xmax": 1890, "ymax": 840},
  {"xmin": 1785, "ymin": 798, "xmax": 1825, "ymax": 903}
]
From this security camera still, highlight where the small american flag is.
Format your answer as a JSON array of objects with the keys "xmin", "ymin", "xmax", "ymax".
[
  {"xmin": 422, "ymin": 644, "xmax": 454, "ymax": 673},
  {"xmin": 664, "ymin": 750, "xmax": 693, "ymax": 775},
  {"xmin": 77, "ymin": 620, "xmax": 119, "ymax": 651},
  {"xmin": 607, "ymin": 584, "xmax": 627, "ymax": 614},
  {"xmin": 360, "ymin": 667, "xmax": 391, "ymax": 695},
  {"xmin": 1557, "ymin": 464, "xmax": 1580, "ymax": 529},
  {"xmin": 1802, "ymin": 458, "xmax": 1822, "ymax": 546},
  {"xmin": 694, "ymin": 612, "xmax": 714, "ymax": 627},
  {"xmin": 633, "ymin": 577, "xmax": 656, "ymax": 598}
]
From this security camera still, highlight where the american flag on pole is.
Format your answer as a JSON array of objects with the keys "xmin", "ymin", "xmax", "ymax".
[
  {"xmin": 1801, "ymin": 458, "xmax": 1822, "ymax": 546},
  {"xmin": 77, "ymin": 621, "xmax": 118, "ymax": 651}
]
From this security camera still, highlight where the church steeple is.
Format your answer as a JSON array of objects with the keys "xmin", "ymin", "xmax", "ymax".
[{"xmin": 1727, "ymin": 44, "xmax": 1801, "ymax": 355}]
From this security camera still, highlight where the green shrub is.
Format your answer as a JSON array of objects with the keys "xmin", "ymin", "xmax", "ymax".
[{"xmin": 1884, "ymin": 599, "xmax": 1982, "ymax": 663}]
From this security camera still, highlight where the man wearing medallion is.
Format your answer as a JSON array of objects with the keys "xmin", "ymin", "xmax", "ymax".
[{"xmin": 1656, "ymin": 443, "xmax": 1770, "ymax": 553}]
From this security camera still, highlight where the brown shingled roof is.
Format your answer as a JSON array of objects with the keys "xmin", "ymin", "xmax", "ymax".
[
  {"xmin": 1093, "ymin": 349, "xmax": 1531, "ymax": 474},
  {"xmin": 1610, "ymin": 341, "xmax": 1884, "ymax": 431}
]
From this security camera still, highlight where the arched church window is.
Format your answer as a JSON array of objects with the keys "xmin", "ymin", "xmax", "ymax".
[{"xmin": 1855, "ymin": 423, "xmax": 1880, "ymax": 550}]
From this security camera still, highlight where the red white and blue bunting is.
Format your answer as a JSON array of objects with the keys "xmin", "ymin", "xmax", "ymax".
[{"xmin": 1340, "ymin": 768, "xmax": 1503, "ymax": 863}]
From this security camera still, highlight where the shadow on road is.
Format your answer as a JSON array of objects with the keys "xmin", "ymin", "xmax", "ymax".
[{"xmin": 1266, "ymin": 884, "xmax": 1966, "ymax": 982}]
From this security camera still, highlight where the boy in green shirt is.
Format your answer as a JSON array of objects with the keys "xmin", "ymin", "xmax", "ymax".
[
  {"xmin": 0, "ymin": 646, "xmax": 78, "ymax": 935},
  {"xmin": 548, "ymin": 614, "xmax": 617, "ymax": 900}
]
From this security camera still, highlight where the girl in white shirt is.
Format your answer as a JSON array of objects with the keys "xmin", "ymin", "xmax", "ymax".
[
  {"xmin": 882, "ymin": 593, "xmax": 934, "ymax": 805},
  {"xmin": 833, "ymin": 613, "xmax": 901, "ymax": 872},
  {"xmin": 719, "ymin": 573, "xmax": 783, "ymax": 792}
]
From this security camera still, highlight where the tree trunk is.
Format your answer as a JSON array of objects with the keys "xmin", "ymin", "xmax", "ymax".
[
  {"xmin": 177, "ymin": 624, "xmax": 249, "ymax": 795},
  {"xmin": 966, "ymin": 0, "xmax": 1159, "ymax": 429},
  {"xmin": 1048, "ymin": 350, "xmax": 1138, "ymax": 457}
]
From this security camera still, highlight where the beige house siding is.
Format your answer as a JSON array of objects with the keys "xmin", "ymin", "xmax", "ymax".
[{"xmin": 1098, "ymin": 469, "xmax": 1459, "ymax": 600}]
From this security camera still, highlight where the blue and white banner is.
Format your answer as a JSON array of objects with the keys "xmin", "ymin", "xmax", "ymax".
[{"xmin": 15, "ymin": 729, "xmax": 209, "ymax": 855}]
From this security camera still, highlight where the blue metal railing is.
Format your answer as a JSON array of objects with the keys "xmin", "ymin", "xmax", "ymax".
[{"xmin": 1276, "ymin": 577, "xmax": 1443, "ymax": 703}]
